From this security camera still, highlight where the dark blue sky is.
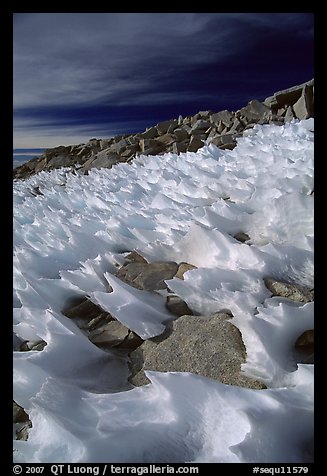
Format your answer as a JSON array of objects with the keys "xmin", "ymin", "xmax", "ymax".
[{"xmin": 13, "ymin": 13, "xmax": 314, "ymax": 148}]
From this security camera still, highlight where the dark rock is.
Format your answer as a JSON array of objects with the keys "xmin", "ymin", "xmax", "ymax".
[
  {"xmin": 293, "ymin": 84, "xmax": 314, "ymax": 120},
  {"xmin": 229, "ymin": 117, "xmax": 245, "ymax": 133},
  {"xmin": 190, "ymin": 119, "xmax": 211, "ymax": 134},
  {"xmin": 166, "ymin": 295, "xmax": 193, "ymax": 316},
  {"xmin": 264, "ymin": 79, "xmax": 314, "ymax": 110},
  {"xmin": 83, "ymin": 151, "xmax": 120, "ymax": 171},
  {"xmin": 155, "ymin": 133, "xmax": 176, "ymax": 147},
  {"xmin": 16, "ymin": 421, "xmax": 32, "ymax": 441},
  {"xmin": 238, "ymin": 100, "xmax": 271, "ymax": 123},
  {"xmin": 173, "ymin": 128, "xmax": 189, "ymax": 141},
  {"xmin": 172, "ymin": 140, "xmax": 189, "ymax": 154},
  {"xmin": 284, "ymin": 106, "xmax": 295, "ymax": 122},
  {"xmin": 138, "ymin": 127, "xmax": 158, "ymax": 140},
  {"xmin": 234, "ymin": 232, "xmax": 250, "ymax": 243},
  {"xmin": 210, "ymin": 110, "xmax": 234, "ymax": 127},
  {"xmin": 264, "ymin": 278, "xmax": 314, "ymax": 303},
  {"xmin": 13, "ymin": 401, "xmax": 29, "ymax": 423},
  {"xmin": 129, "ymin": 312, "xmax": 266, "ymax": 389},
  {"xmin": 156, "ymin": 119, "xmax": 178, "ymax": 135},
  {"xmin": 125, "ymin": 251, "xmax": 148, "ymax": 263},
  {"xmin": 63, "ymin": 298, "xmax": 111, "ymax": 322},
  {"xmin": 139, "ymin": 139, "xmax": 164, "ymax": 156},
  {"xmin": 187, "ymin": 136, "xmax": 204, "ymax": 153},
  {"xmin": 116, "ymin": 261, "xmax": 179, "ymax": 291},
  {"xmin": 89, "ymin": 320, "xmax": 142, "ymax": 350},
  {"xmin": 294, "ymin": 330, "xmax": 314, "ymax": 364}
]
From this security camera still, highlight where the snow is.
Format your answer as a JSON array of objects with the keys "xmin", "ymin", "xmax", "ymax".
[{"xmin": 13, "ymin": 119, "xmax": 314, "ymax": 463}]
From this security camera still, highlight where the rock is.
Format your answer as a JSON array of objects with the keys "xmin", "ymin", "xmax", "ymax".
[
  {"xmin": 129, "ymin": 312, "xmax": 266, "ymax": 389},
  {"xmin": 234, "ymin": 232, "xmax": 250, "ymax": 243},
  {"xmin": 139, "ymin": 139, "xmax": 164, "ymax": 156},
  {"xmin": 229, "ymin": 117, "xmax": 245, "ymax": 133},
  {"xmin": 155, "ymin": 133, "xmax": 176, "ymax": 147},
  {"xmin": 166, "ymin": 295, "xmax": 193, "ymax": 316},
  {"xmin": 89, "ymin": 320, "xmax": 142, "ymax": 350},
  {"xmin": 156, "ymin": 119, "xmax": 178, "ymax": 135},
  {"xmin": 190, "ymin": 119, "xmax": 211, "ymax": 134},
  {"xmin": 175, "ymin": 262, "xmax": 197, "ymax": 279},
  {"xmin": 172, "ymin": 140, "xmax": 189, "ymax": 154},
  {"xmin": 47, "ymin": 155, "xmax": 73, "ymax": 169},
  {"xmin": 87, "ymin": 313, "xmax": 111, "ymax": 332},
  {"xmin": 125, "ymin": 251, "xmax": 148, "ymax": 263},
  {"xmin": 284, "ymin": 105, "xmax": 295, "ymax": 122},
  {"xmin": 63, "ymin": 298, "xmax": 112, "ymax": 323},
  {"xmin": 238, "ymin": 100, "xmax": 271, "ymax": 123},
  {"xmin": 264, "ymin": 278, "xmax": 314, "ymax": 303},
  {"xmin": 173, "ymin": 128, "xmax": 189, "ymax": 141},
  {"xmin": 210, "ymin": 110, "xmax": 234, "ymax": 127},
  {"xmin": 13, "ymin": 401, "xmax": 29, "ymax": 423},
  {"xmin": 116, "ymin": 261, "xmax": 179, "ymax": 291},
  {"xmin": 294, "ymin": 330, "xmax": 314, "ymax": 364},
  {"xmin": 211, "ymin": 133, "xmax": 238, "ymax": 150},
  {"xmin": 16, "ymin": 421, "xmax": 32, "ymax": 441},
  {"xmin": 83, "ymin": 151, "xmax": 120, "ymax": 171},
  {"xmin": 264, "ymin": 79, "xmax": 314, "ymax": 110},
  {"xmin": 187, "ymin": 136, "xmax": 204, "ymax": 153},
  {"xmin": 138, "ymin": 127, "xmax": 158, "ymax": 140},
  {"xmin": 293, "ymin": 84, "xmax": 314, "ymax": 120},
  {"xmin": 30, "ymin": 340, "xmax": 47, "ymax": 351},
  {"xmin": 109, "ymin": 138, "xmax": 129, "ymax": 155}
]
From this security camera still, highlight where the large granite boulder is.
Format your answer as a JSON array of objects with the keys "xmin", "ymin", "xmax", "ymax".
[{"xmin": 129, "ymin": 312, "xmax": 266, "ymax": 389}]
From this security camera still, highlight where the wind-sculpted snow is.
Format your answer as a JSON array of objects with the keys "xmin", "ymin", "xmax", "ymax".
[{"xmin": 13, "ymin": 119, "xmax": 314, "ymax": 463}]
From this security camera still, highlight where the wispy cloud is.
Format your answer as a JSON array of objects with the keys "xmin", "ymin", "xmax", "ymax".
[{"xmin": 13, "ymin": 13, "xmax": 313, "ymax": 148}]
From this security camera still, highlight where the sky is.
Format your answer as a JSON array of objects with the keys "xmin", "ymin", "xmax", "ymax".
[{"xmin": 13, "ymin": 13, "xmax": 314, "ymax": 149}]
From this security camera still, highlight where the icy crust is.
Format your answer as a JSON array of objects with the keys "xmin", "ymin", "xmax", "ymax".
[{"xmin": 13, "ymin": 119, "xmax": 314, "ymax": 463}]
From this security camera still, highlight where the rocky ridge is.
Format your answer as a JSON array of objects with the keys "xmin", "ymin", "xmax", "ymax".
[{"xmin": 13, "ymin": 79, "xmax": 314, "ymax": 180}]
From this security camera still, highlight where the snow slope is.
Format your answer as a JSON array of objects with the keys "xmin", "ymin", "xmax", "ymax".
[{"xmin": 13, "ymin": 120, "xmax": 314, "ymax": 463}]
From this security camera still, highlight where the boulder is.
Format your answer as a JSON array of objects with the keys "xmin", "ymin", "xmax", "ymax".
[
  {"xmin": 284, "ymin": 106, "xmax": 295, "ymax": 122},
  {"xmin": 116, "ymin": 261, "xmax": 179, "ymax": 291},
  {"xmin": 173, "ymin": 128, "xmax": 189, "ymax": 141},
  {"xmin": 264, "ymin": 278, "xmax": 314, "ymax": 303},
  {"xmin": 264, "ymin": 79, "xmax": 314, "ymax": 110},
  {"xmin": 229, "ymin": 117, "xmax": 245, "ymax": 133},
  {"xmin": 294, "ymin": 330, "xmax": 314, "ymax": 364},
  {"xmin": 47, "ymin": 155, "xmax": 73, "ymax": 169},
  {"xmin": 13, "ymin": 401, "xmax": 29, "ymax": 423},
  {"xmin": 155, "ymin": 133, "xmax": 176, "ymax": 147},
  {"xmin": 156, "ymin": 119, "xmax": 178, "ymax": 135},
  {"xmin": 109, "ymin": 138, "xmax": 129, "ymax": 155},
  {"xmin": 210, "ymin": 110, "xmax": 234, "ymax": 127},
  {"xmin": 129, "ymin": 312, "xmax": 266, "ymax": 389},
  {"xmin": 187, "ymin": 136, "xmax": 204, "ymax": 153},
  {"xmin": 165, "ymin": 295, "xmax": 193, "ymax": 316},
  {"xmin": 63, "ymin": 298, "xmax": 113, "ymax": 331},
  {"xmin": 139, "ymin": 139, "xmax": 164, "ymax": 156},
  {"xmin": 138, "ymin": 127, "xmax": 158, "ymax": 140},
  {"xmin": 83, "ymin": 151, "xmax": 120, "ymax": 171},
  {"xmin": 190, "ymin": 119, "xmax": 211, "ymax": 134},
  {"xmin": 293, "ymin": 84, "xmax": 314, "ymax": 119},
  {"xmin": 16, "ymin": 421, "xmax": 32, "ymax": 441},
  {"xmin": 89, "ymin": 320, "xmax": 143, "ymax": 350},
  {"xmin": 172, "ymin": 141, "xmax": 189, "ymax": 154},
  {"xmin": 238, "ymin": 100, "xmax": 271, "ymax": 123}
]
